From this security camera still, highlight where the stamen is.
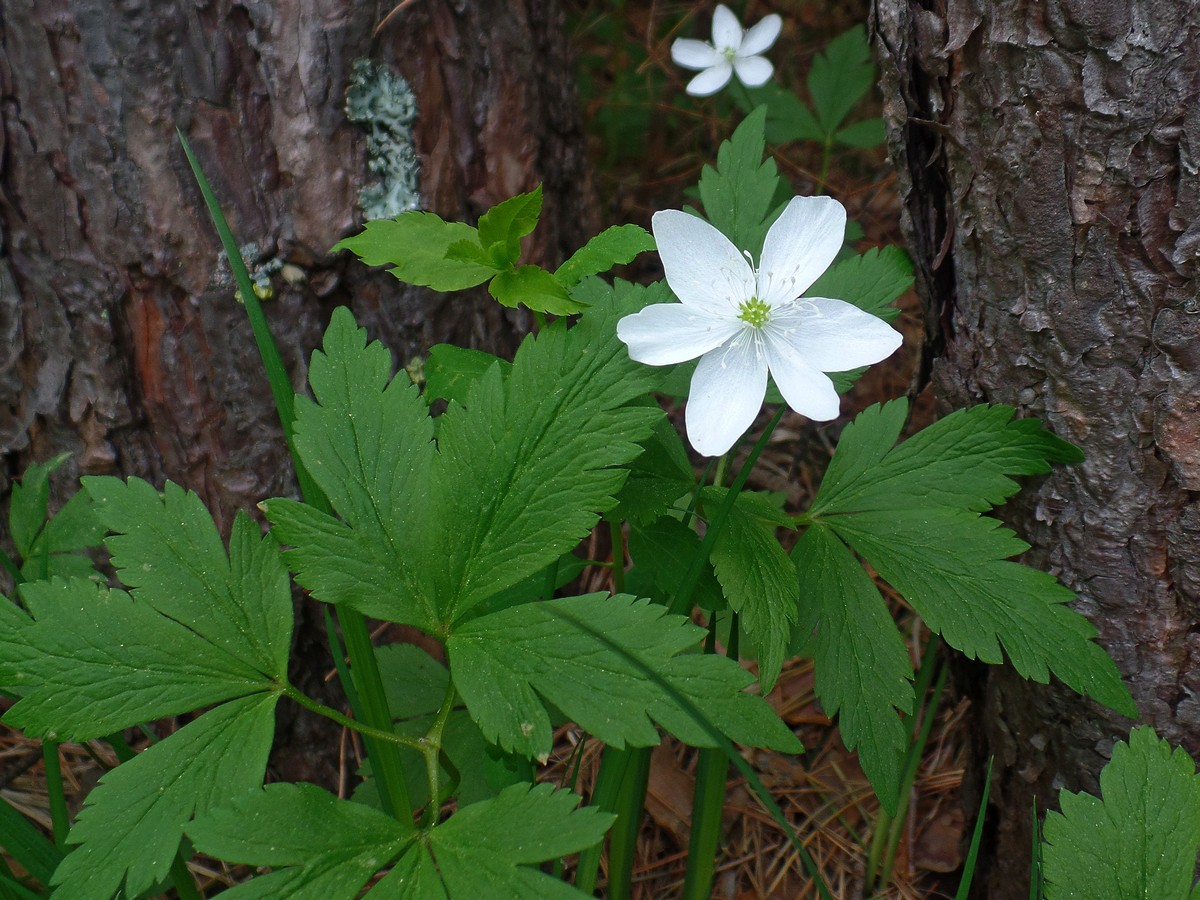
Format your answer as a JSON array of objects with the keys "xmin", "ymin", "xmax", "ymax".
[{"xmin": 737, "ymin": 297, "xmax": 771, "ymax": 328}]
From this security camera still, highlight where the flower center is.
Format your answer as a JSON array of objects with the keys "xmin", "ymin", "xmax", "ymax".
[
  {"xmin": 722, "ymin": 46, "xmax": 738, "ymax": 61},
  {"xmin": 737, "ymin": 297, "xmax": 771, "ymax": 328}
]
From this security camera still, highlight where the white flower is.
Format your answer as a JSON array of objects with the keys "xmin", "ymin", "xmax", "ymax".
[
  {"xmin": 671, "ymin": 4, "xmax": 782, "ymax": 97},
  {"xmin": 617, "ymin": 196, "xmax": 903, "ymax": 457}
]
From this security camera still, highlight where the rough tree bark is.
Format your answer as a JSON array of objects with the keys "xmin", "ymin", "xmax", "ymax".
[
  {"xmin": 873, "ymin": 0, "xmax": 1200, "ymax": 894},
  {"xmin": 0, "ymin": 0, "xmax": 594, "ymax": 787}
]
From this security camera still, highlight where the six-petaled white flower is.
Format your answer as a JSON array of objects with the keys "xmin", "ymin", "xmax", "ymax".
[
  {"xmin": 617, "ymin": 196, "xmax": 903, "ymax": 457},
  {"xmin": 671, "ymin": 4, "xmax": 782, "ymax": 97}
]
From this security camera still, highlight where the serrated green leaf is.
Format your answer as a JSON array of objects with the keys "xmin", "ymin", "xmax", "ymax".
[
  {"xmin": 611, "ymin": 413, "xmax": 694, "ymax": 526},
  {"xmin": 804, "ymin": 246, "xmax": 912, "ymax": 323},
  {"xmin": 835, "ymin": 117, "xmax": 886, "ymax": 149},
  {"xmin": 84, "ymin": 477, "xmax": 293, "ymax": 679},
  {"xmin": 448, "ymin": 593, "xmax": 801, "ymax": 760},
  {"xmin": 332, "ymin": 212, "xmax": 495, "ymax": 291},
  {"xmin": 792, "ymin": 527, "xmax": 912, "ymax": 808},
  {"xmin": 808, "ymin": 26, "xmax": 876, "ymax": 135},
  {"xmin": 488, "ymin": 264, "xmax": 583, "ymax": 315},
  {"xmin": 424, "ymin": 344, "xmax": 511, "ymax": 406},
  {"xmin": 808, "ymin": 398, "xmax": 1135, "ymax": 719},
  {"xmin": 705, "ymin": 489, "xmax": 798, "ymax": 692},
  {"xmin": 1043, "ymin": 727, "xmax": 1200, "ymax": 900},
  {"xmin": 739, "ymin": 83, "xmax": 825, "ymax": 145},
  {"xmin": 445, "ymin": 237, "xmax": 496, "ymax": 268},
  {"xmin": 628, "ymin": 517, "xmax": 725, "ymax": 612},
  {"xmin": 477, "ymin": 186, "xmax": 543, "ymax": 267},
  {"xmin": 36, "ymin": 487, "xmax": 104, "ymax": 554},
  {"xmin": 9, "ymin": 454, "xmax": 70, "ymax": 558},
  {"xmin": 697, "ymin": 105, "xmax": 786, "ymax": 255},
  {"xmin": 555, "ymin": 224, "xmax": 655, "ymax": 288},
  {"xmin": 189, "ymin": 782, "xmax": 608, "ymax": 899},
  {"xmin": 52, "ymin": 693, "xmax": 277, "ymax": 900}
]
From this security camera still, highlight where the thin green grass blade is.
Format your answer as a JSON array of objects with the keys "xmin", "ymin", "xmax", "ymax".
[
  {"xmin": 0, "ymin": 796, "xmax": 62, "ymax": 887},
  {"xmin": 41, "ymin": 744, "xmax": 67, "ymax": 849},
  {"xmin": 177, "ymin": 130, "xmax": 413, "ymax": 829},
  {"xmin": 956, "ymin": 757, "xmax": 994, "ymax": 900},
  {"xmin": 1029, "ymin": 799, "xmax": 1042, "ymax": 900},
  {"xmin": 0, "ymin": 871, "xmax": 43, "ymax": 900}
]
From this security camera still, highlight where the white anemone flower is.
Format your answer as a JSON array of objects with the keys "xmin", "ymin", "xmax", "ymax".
[
  {"xmin": 617, "ymin": 196, "xmax": 903, "ymax": 457},
  {"xmin": 671, "ymin": 4, "xmax": 783, "ymax": 97}
]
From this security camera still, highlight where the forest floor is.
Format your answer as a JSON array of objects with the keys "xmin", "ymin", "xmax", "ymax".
[{"xmin": 0, "ymin": 2, "xmax": 971, "ymax": 897}]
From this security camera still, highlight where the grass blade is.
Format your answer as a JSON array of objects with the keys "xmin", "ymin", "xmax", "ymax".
[
  {"xmin": 956, "ymin": 757, "xmax": 994, "ymax": 900},
  {"xmin": 0, "ymin": 795, "xmax": 62, "ymax": 887}
]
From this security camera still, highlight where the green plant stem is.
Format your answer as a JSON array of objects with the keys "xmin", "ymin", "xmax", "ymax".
[
  {"xmin": 280, "ymin": 685, "xmax": 424, "ymax": 753},
  {"xmin": 816, "ymin": 137, "xmax": 834, "ymax": 195},
  {"xmin": 419, "ymin": 681, "xmax": 459, "ymax": 828},
  {"xmin": 168, "ymin": 852, "xmax": 203, "ymax": 900},
  {"xmin": 600, "ymin": 747, "xmax": 652, "ymax": 900},
  {"xmin": 41, "ymin": 743, "xmax": 68, "ymax": 850},
  {"xmin": 179, "ymin": 129, "xmax": 415, "ymax": 828},
  {"xmin": 682, "ymin": 616, "xmax": 737, "ymax": 899}
]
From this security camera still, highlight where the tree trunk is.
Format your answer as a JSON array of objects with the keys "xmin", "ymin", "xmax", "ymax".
[
  {"xmin": 873, "ymin": 1, "xmax": 1200, "ymax": 893},
  {"xmin": 0, "ymin": 0, "xmax": 594, "ymax": 787}
]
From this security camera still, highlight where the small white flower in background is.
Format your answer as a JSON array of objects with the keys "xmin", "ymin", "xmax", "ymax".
[
  {"xmin": 671, "ymin": 4, "xmax": 783, "ymax": 97},
  {"xmin": 617, "ymin": 197, "xmax": 903, "ymax": 457}
]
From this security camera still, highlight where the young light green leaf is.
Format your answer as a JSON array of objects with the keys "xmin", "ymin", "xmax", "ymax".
[
  {"xmin": 705, "ymin": 488, "xmax": 798, "ymax": 692},
  {"xmin": 808, "ymin": 398, "xmax": 1135, "ymax": 720},
  {"xmin": 4, "ymin": 577, "xmax": 279, "ymax": 740},
  {"xmin": 804, "ymin": 246, "xmax": 913, "ymax": 323},
  {"xmin": 1042, "ymin": 727, "xmax": 1200, "ymax": 900},
  {"xmin": 477, "ymin": 185, "xmax": 542, "ymax": 267},
  {"xmin": 555, "ymin": 224, "xmax": 656, "ymax": 288},
  {"xmin": 448, "ymin": 593, "xmax": 802, "ymax": 761},
  {"xmin": 264, "ymin": 307, "xmax": 437, "ymax": 629},
  {"xmin": 835, "ymin": 117, "xmax": 886, "ymax": 149},
  {"xmin": 488, "ymin": 264, "xmax": 583, "ymax": 315},
  {"xmin": 189, "ymin": 782, "xmax": 610, "ymax": 899},
  {"xmin": 792, "ymin": 526, "xmax": 912, "ymax": 810},
  {"xmin": 424, "ymin": 344, "xmax": 511, "ymax": 406},
  {"xmin": 696, "ymin": 105, "xmax": 786, "ymax": 255},
  {"xmin": 52, "ymin": 693, "xmax": 277, "ymax": 900},
  {"xmin": 332, "ymin": 211, "xmax": 496, "ymax": 291},
  {"xmin": 807, "ymin": 26, "xmax": 877, "ymax": 135}
]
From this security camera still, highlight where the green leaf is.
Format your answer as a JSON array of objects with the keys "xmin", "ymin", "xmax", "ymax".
[
  {"xmin": 189, "ymin": 782, "xmax": 610, "ymax": 899},
  {"xmin": 477, "ymin": 185, "xmax": 543, "ymax": 267},
  {"xmin": 809, "ymin": 398, "xmax": 1135, "ymax": 719},
  {"xmin": 52, "ymin": 693, "xmax": 277, "ymax": 900},
  {"xmin": 488, "ymin": 264, "xmax": 583, "ymax": 315},
  {"xmin": 85, "ymin": 477, "xmax": 293, "ymax": 678},
  {"xmin": 448, "ymin": 593, "xmax": 802, "ymax": 761},
  {"xmin": 424, "ymin": 345, "xmax": 511, "ymax": 406},
  {"xmin": 628, "ymin": 517, "xmax": 725, "ymax": 612},
  {"xmin": 332, "ymin": 212, "xmax": 496, "ymax": 291},
  {"xmin": 835, "ymin": 117, "xmax": 886, "ymax": 149},
  {"xmin": 8, "ymin": 455, "xmax": 67, "ymax": 557},
  {"xmin": 807, "ymin": 26, "xmax": 877, "ymax": 135},
  {"xmin": 610, "ymin": 413, "xmax": 694, "ymax": 526},
  {"xmin": 696, "ymin": 105, "xmax": 786, "ymax": 255},
  {"xmin": 706, "ymin": 489, "xmax": 798, "ymax": 692},
  {"xmin": 555, "ymin": 224, "xmax": 656, "ymax": 288},
  {"xmin": 792, "ymin": 526, "xmax": 912, "ymax": 809},
  {"xmin": 739, "ymin": 84, "xmax": 825, "ymax": 145},
  {"xmin": 1042, "ymin": 727, "xmax": 1200, "ymax": 900},
  {"xmin": 804, "ymin": 246, "xmax": 913, "ymax": 323},
  {"xmin": 264, "ymin": 307, "xmax": 437, "ymax": 629}
]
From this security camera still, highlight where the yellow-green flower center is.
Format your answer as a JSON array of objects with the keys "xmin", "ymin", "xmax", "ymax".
[{"xmin": 737, "ymin": 297, "xmax": 771, "ymax": 328}]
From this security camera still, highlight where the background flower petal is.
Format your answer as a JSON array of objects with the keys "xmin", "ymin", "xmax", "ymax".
[
  {"xmin": 775, "ymin": 298, "xmax": 903, "ymax": 371},
  {"xmin": 762, "ymin": 337, "xmax": 842, "ymax": 421},
  {"xmin": 617, "ymin": 303, "xmax": 742, "ymax": 366},
  {"xmin": 671, "ymin": 38, "xmax": 721, "ymax": 71},
  {"xmin": 685, "ymin": 63, "xmax": 734, "ymax": 96},
  {"xmin": 733, "ymin": 56, "xmax": 774, "ymax": 87},
  {"xmin": 739, "ymin": 14, "xmax": 782, "ymax": 56},
  {"xmin": 757, "ymin": 196, "xmax": 846, "ymax": 304},
  {"xmin": 652, "ymin": 209, "xmax": 755, "ymax": 315},
  {"xmin": 711, "ymin": 4, "xmax": 743, "ymax": 51},
  {"xmin": 685, "ymin": 333, "xmax": 768, "ymax": 456}
]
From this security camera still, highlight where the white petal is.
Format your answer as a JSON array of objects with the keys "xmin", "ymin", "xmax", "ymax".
[
  {"xmin": 617, "ymin": 303, "xmax": 742, "ymax": 366},
  {"xmin": 672, "ymin": 38, "xmax": 722, "ymax": 70},
  {"xmin": 686, "ymin": 332, "xmax": 768, "ymax": 456},
  {"xmin": 733, "ymin": 55, "xmax": 774, "ymax": 87},
  {"xmin": 685, "ymin": 63, "xmax": 734, "ymax": 96},
  {"xmin": 711, "ymin": 4, "xmax": 743, "ymax": 51},
  {"xmin": 652, "ymin": 209, "xmax": 755, "ymax": 316},
  {"xmin": 762, "ymin": 335, "xmax": 842, "ymax": 421},
  {"xmin": 773, "ymin": 297, "xmax": 903, "ymax": 371},
  {"xmin": 739, "ymin": 14, "xmax": 782, "ymax": 55},
  {"xmin": 757, "ymin": 196, "xmax": 847, "ymax": 305}
]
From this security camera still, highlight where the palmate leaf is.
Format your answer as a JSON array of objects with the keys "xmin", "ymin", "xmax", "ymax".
[
  {"xmin": 799, "ymin": 400, "xmax": 1135, "ymax": 805},
  {"xmin": 266, "ymin": 297, "xmax": 660, "ymax": 630},
  {"xmin": 1042, "ymin": 727, "xmax": 1200, "ymax": 900},
  {"xmin": 332, "ymin": 211, "xmax": 497, "ymax": 291},
  {"xmin": 447, "ymin": 594, "xmax": 801, "ymax": 762},
  {"xmin": 804, "ymin": 245, "xmax": 912, "ymax": 323},
  {"xmin": 8, "ymin": 454, "xmax": 104, "ymax": 582},
  {"xmin": 807, "ymin": 26, "xmax": 877, "ymax": 135},
  {"xmin": 188, "ymin": 782, "xmax": 611, "ymax": 899}
]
